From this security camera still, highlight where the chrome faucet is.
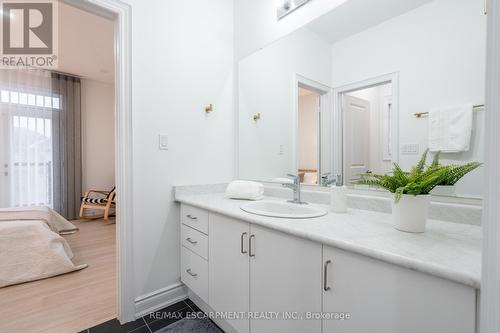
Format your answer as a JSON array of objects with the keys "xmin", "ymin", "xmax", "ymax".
[{"xmin": 282, "ymin": 174, "xmax": 307, "ymax": 205}]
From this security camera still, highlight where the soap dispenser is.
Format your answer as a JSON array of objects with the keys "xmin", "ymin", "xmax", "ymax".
[{"xmin": 330, "ymin": 175, "xmax": 347, "ymax": 213}]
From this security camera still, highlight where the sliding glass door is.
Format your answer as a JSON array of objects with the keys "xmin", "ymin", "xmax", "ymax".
[
  {"xmin": 0, "ymin": 69, "xmax": 82, "ymax": 219},
  {"xmin": 9, "ymin": 113, "xmax": 54, "ymax": 207},
  {"xmin": 0, "ymin": 69, "xmax": 56, "ymax": 208}
]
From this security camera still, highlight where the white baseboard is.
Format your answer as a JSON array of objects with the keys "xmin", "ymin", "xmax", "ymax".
[{"xmin": 134, "ymin": 282, "xmax": 187, "ymax": 318}]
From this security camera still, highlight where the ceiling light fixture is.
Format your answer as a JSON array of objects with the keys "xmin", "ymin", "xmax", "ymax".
[{"xmin": 277, "ymin": 0, "xmax": 311, "ymax": 20}]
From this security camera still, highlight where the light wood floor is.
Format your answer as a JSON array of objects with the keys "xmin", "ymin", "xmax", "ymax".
[{"xmin": 0, "ymin": 218, "xmax": 116, "ymax": 333}]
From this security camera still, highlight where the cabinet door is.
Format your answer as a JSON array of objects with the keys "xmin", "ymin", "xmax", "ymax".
[
  {"xmin": 249, "ymin": 225, "xmax": 322, "ymax": 333},
  {"xmin": 323, "ymin": 246, "xmax": 476, "ymax": 333},
  {"xmin": 209, "ymin": 213, "xmax": 250, "ymax": 333}
]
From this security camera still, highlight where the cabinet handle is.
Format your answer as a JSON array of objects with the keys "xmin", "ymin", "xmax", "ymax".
[
  {"xmin": 186, "ymin": 214, "xmax": 197, "ymax": 220},
  {"xmin": 241, "ymin": 232, "xmax": 248, "ymax": 254},
  {"xmin": 249, "ymin": 234, "xmax": 255, "ymax": 257},
  {"xmin": 186, "ymin": 269, "xmax": 198, "ymax": 277},
  {"xmin": 324, "ymin": 260, "xmax": 332, "ymax": 291},
  {"xmin": 186, "ymin": 237, "xmax": 197, "ymax": 245}
]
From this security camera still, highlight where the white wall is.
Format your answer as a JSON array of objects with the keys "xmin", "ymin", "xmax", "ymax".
[
  {"xmin": 234, "ymin": 0, "xmax": 348, "ymax": 59},
  {"xmin": 81, "ymin": 79, "xmax": 115, "ymax": 192},
  {"xmin": 238, "ymin": 28, "xmax": 331, "ymax": 181},
  {"xmin": 123, "ymin": 0, "xmax": 235, "ymax": 306},
  {"xmin": 298, "ymin": 93, "xmax": 319, "ymax": 170},
  {"xmin": 330, "ymin": 0, "xmax": 486, "ymax": 196}
]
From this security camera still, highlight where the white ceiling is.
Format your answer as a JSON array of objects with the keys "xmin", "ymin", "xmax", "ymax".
[
  {"xmin": 58, "ymin": 2, "xmax": 115, "ymax": 83},
  {"xmin": 307, "ymin": 0, "xmax": 433, "ymax": 44}
]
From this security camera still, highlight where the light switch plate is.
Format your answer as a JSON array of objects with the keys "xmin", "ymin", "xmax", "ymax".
[
  {"xmin": 401, "ymin": 143, "xmax": 420, "ymax": 155},
  {"xmin": 278, "ymin": 144, "xmax": 284, "ymax": 155},
  {"xmin": 159, "ymin": 134, "xmax": 168, "ymax": 150}
]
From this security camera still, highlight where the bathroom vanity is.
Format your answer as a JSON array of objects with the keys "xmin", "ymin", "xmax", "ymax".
[
  {"xmin": 176, "ymin": 186, "xmax": 480, "ymax": 333},
  {"xmin": 176, "ymin": 1, "xmax": 485, "ymax": 332}
]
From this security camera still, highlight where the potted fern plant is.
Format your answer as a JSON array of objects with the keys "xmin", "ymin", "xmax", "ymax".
[
  {"xmin": 355, "ymin": 150, "xmax": 450, "ymax": 233},
  {"xmin": 429, "ymin": 151, "xmax": 482, "ymax": 196}
]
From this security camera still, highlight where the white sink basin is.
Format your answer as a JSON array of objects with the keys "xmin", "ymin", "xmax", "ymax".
[{"xmin": 240, "ymin": 200, "xmax": 328, "ymax": 219}]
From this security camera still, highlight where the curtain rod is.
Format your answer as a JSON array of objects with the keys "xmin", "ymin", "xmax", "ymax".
[
  {"xmin": 12, "ymin": 65, "xmax": 83, "ymax": 79},
  {"xmin": 414, "ymin": 104, "xmax": 485, "ymax": 118}
]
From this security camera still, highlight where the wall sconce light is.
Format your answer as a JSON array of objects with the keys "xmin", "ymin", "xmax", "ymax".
[
  {"xmin": 205, "ymin": 104, "xmax": 213, "ymax": 113},
  {"xmin": 277, "ymin": 0, "xmax": 311, "ymax": 20},
  {"xmin": 253, "ymin": 113, "xmax": 261, "ymax": 121}
]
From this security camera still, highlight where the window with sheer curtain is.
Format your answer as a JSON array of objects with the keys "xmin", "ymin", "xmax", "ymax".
[{"xmin": 0, "ymin": 69, "xmax": 81, "ymax": 219}]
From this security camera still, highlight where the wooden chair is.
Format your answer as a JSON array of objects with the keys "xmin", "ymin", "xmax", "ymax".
[{"xmin": 79, "ymin": 187, "xmax": 116, "ymax": 224}]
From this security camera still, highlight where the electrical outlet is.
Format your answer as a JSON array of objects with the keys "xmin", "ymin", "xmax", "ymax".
[{"xmin": 401, "ymin": 144, "xmax": 420, "ymax": 155}]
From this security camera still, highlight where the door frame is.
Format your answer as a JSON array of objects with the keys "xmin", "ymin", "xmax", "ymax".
[
  {"xmin": 332, "ymin": 72, "xmax": 399, "ymax": 185},
  {"xmin": 63, "ymin": 0, "xmax": 134, "ymax": 323},
  {"xmin": 481, "ymin": 1, "xmax": 500, "ymax": 331},
  {"xmin": 292, "ymin": 74, "xmax": 331, "ymax": 185}
]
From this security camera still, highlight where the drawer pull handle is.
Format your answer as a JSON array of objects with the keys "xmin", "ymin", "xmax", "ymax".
[
  {"xmin": 241, "ymin": 232, "xmax": 248, "ymax": 254},
  {"xmin": 186, "ymin": 237, "xmax": 198, "ymax": 245},
  {"xmin": 186, "ymin": 214, "xmax": 197, "ymax": 220},
  {"xmin": 186, "ymin": 269, "xmax": 198, "ymax": 277},
  {"xmin": 249, "ymin": 234, "xmax": 255, "ymax": 258},
  {"xmin": 324, "ymin": 260, "xmax": 332, "ymax": 291}
]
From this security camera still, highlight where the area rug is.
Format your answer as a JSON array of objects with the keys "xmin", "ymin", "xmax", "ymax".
[{"xmin": 154, "ymin": 317, "xmax": 223, "ymax": 333}]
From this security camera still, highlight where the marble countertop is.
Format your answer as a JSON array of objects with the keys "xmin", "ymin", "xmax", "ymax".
[{"xmin": 175, "ymin": 188, "xmax": 481, "ymax": 289}]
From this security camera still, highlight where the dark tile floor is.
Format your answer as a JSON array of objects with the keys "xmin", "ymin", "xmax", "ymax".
[{"xmin": 81, "ymin": 299, "xmax": 222, "ymax": 333}]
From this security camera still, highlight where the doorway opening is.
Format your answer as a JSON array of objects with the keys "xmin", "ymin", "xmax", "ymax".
[
  {"xmin": 0, "ymin": 0, "xmax": 134, "ymax": 330},
  {"xmin": 333, "ymin": 73, "xmax": 399, "ymax": 186},
  {"xmin": 295, "ymin": 75, "xmax": 332, "ymax": 186},
  {"xmin": 298, "ymin": 86, "xmax": 321, "ymax": 185}
]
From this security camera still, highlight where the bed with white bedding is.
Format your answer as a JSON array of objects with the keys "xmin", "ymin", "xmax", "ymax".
[{"xmin": 0, "ymin": 207, "xmax": 88, "ymax": 288}]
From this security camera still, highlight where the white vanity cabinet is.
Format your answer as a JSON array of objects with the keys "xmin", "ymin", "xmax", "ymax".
[
  {"xmin": 248, "ymin": 224, "xmax": 322, "ymax": 333},
  {"xmin": 180, "ymin": 204, "xmax": 209, "ymax": 303},
  {"xmin": 180, "ymin": 203, "xmax": 477, "ymax": 333},
  {"xmin": 209, "ymin": 213, "xmax": 250, "ymax": 333},
  {"xmin": 208, "ymin": 213, "xmax": 322, "ymax": 333},
  {"xmin": 322, "ymin": 246, "xmax": 476, "ymax": 333}
]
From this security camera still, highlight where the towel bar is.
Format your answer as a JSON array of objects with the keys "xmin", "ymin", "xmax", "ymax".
[{"xmin": 414, "ymin": 104, "xmax": 485, "ymax": 118}]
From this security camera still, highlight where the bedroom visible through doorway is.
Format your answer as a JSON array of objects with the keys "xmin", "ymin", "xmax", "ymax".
[{"xmin": 0, "ymin": 2, "xmax": 118, "ymax": 332}]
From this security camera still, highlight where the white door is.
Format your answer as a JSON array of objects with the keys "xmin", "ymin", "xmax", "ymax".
[
  {"xmin": 249, "ymin": 225, "xmax": 322, "ymax": 333},
  {"xmin": 209, "ymin": 213, "xmax": 250, "ymax": 333},
  {"xmin": 322, "ymin": 246, "xmax": 476, "ymax": 333},
  {"xmin": 343, "ymin": 95, "xmax": 370, "ymax": 184}
]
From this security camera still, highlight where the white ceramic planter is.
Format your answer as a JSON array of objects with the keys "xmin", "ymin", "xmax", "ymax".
[
  {"xmin": 430, "ymin": 185, "xmax": 456, "ymax": 196},
  {"xmin": 391, "ymin": 194, "xmax": 431, "ymax": 233}
]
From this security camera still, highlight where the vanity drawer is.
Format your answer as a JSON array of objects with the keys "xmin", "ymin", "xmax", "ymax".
[
  {"xmin": 181, "ymin": 224, "xmax": 208, "ymax": 260},
  {"xmin": 180, "ymin": 204, "xmax": 208, "ymax": 234},
  {"xmin": 181, "ymin": 246, "xmax": 208, "ymax": 303}
]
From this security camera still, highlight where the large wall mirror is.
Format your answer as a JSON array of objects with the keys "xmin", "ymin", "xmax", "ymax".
[{"xmin": 238, "ymin": 0, "xmax": 486, "ymax": 199}]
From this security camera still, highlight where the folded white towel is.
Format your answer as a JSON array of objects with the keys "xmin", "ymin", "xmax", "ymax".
[
  {"xmin": 271, "ymin": 177, "xmax": 293, "ymax": 184},
  {"xmin": 428, "ymin": 104, "xmax": 473, "ymax": 153},
  {"xmin": 225, "ymin": 180, "xmax": 264, "ymax": 201}
]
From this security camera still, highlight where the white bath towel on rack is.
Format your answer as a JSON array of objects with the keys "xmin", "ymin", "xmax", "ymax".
[{"xmin": 428, "ymin": 103, "xmax": 473, "ymax": 153}]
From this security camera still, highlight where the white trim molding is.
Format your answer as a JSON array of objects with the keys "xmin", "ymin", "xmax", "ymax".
[
  {"xmin": 135, "ymin": 283, "xmax": 188, "ymax": 318},
  {"xmin": 66, "ymin": 0, "xmax": 135, "ymax": 323},
  {"xmin": 481, "ymin": 1, "xmax": 500, "ymax": 332}
]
